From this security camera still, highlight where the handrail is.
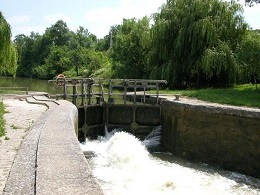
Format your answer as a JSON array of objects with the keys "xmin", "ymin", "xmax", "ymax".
[{"xmin": 48, "ymin": 78, "xmax": 167, "ymax": 105}]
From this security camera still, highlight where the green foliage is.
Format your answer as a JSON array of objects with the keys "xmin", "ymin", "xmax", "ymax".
[
  {"xmin": 45, "ymin": 20, "xmax": 70, "ymax": 46},
  {"xmin": 149, "ymin": 0, "xmax": 248, "ymax": 88},
  {"xmin": 0, "ymin": 101, "xmax": 5, "ymax": 137},
  {"xmin": 89, "ymin": 52, "xmax": 112, "ymax": 78},
  {"xmin": 159, "ymin": 84, "xmax": 260, "ymax": 108},
  {"xmin": 8, "ymin": 2, "xmax": 259, "ymax": 90},
  {"xmin": 75, "ymin": 26, "xmax": 97, "ymax": 49},
  {"xmin": 86, "ymin": 51, "xmax": 110, "ymax": 76},
  {"xmin": 237, "ymin": 30, "xmax": 260, "ymax": 90},
  {"xmin": 14, "ymin": 20, "xmax": 112, "ymax": 79},
  {"xmin": 0, "ymin": 12, "xmax": 11, "ymax": 58},
  {"xmin": 110, "ymin": 17, "xmax": 151, "ymax": 79},
  {"xmin": 33, "ymin": 45, "xmax": 71, "ymax": 79},
  {"xmin": 10, "ymin": 124, "xmax": 20, "ymax": 129},
  {"xmin": 0, "ymin": 12, "xmax": 18, "ymax": 76},
  {"xmin": 15, "ymin": 33, "xmax": 45, "ymax": 77}
]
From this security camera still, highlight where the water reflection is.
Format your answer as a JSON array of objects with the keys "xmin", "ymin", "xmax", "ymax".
[
  {"xmin": 0, "ymin": 76, "xmax": 121, "ymax": 103},
  {"xmin": 0, "ymin": 76, "xmax": 56, "ymax": 94}
]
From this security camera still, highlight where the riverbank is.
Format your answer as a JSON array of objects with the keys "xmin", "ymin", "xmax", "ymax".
[
  {"xmin": 0, "ymin": 97, "xmax": 47, "ymax": 195},
  {"xmin": 155, "ymin": 84, "xmax": 260, "ymax": 108}
]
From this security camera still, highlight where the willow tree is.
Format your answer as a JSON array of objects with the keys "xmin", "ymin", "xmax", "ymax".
[
  {"xmin": 149, "ymin": 0, "xmax": 248, "ymax": 88},
  {"xmin": 0, "ymin": 12, "xmax": 18, "ymax": 76}
]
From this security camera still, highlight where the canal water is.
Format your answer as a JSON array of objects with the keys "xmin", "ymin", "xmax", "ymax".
[
  {"xmin": 80, "ymin": 128, "xmax": 260, "ymax": 195},
  {"xmin": 0, "ymin": 76, "xmax": 121, "ymax": 103},
  {"xmin": 0, "ymin": 76, "xmax": 56, "ymax": 94}
]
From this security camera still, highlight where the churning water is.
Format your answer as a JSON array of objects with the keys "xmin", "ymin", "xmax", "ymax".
[{"xmin": 80, "ymin": 127, "xmax": 260, "ymax": 195}]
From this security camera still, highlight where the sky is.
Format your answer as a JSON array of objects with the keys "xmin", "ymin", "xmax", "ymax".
[{"xmin": 0, "ymin": 0, "xmax": 260, "ymax": 40}]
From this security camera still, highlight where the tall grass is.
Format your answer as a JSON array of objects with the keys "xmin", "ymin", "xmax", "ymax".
[
  {"xmin": 159, "ymin": 84, "xmax": 260, "ymax": 108},
  {"xmin": 0, "ymin": 101, "xmax": 5, "ymax": 137}
]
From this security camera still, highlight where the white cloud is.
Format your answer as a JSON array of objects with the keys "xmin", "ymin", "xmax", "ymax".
[
  {"xmin": 118, "ymin": 0, "xmax": 164, "ymax": 17},
  {"xmin": 13, "ymin": 25, "xmax": 46, "ymax": 36},
  {"xmin": 243, "ymin": 5, "xmax": 260, "ymax": 29},
  {"xmin": 7, "ymin": 15, "xmax": 45, "ymax": 38},
  {"xmin": 83, "ymin": 7, "xmax": 126, "ymax": 38},
  {"xmin": 44, "ymin": 13, "xmax": 72, "ymax": 25},
  {"xmin": 8, "ymin": 15, "xmax": 31, "ymax": 25},
  {"xmin": 83, "ymin": 0, "xmax": 165, "ymax": 38}
]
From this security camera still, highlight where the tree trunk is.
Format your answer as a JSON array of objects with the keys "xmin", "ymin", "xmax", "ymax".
[
  {"xmin": 76, "ymin": 65, "xmax": 79, "ymax": 76},
  {"xmin": 195, "ymin": 73, "xmax": 200, "ymax": 89}
]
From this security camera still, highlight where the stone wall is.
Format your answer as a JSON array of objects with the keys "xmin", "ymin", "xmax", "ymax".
[{"xmin": 161, "ymin": 99, "xmax": 260, "ymax": 178}]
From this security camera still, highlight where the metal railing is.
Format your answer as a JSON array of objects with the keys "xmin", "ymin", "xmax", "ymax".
[
  {"xmin": 48, "ymin": 78, "xmax": 167, "ymax": 106},
  {"xmin": 108, "ymin": 79, "xmax": 167, "ymax": 104}
]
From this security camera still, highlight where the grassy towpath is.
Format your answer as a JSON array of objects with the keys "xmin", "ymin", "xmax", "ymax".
[{"xmin": 158, "ymin": 84, "xmax": 260, "ymax": 108}]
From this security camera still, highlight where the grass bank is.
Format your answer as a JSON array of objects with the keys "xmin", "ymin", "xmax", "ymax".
[
  {"xmin": 159, "ymin": 84, "xmax": 260, "ymax": 108},
  {"xmin": 0, "ymin": 101, "xmax": 5, "ymax": 137}
]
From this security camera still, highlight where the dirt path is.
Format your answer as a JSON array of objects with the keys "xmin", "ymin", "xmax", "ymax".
[{"xmin": 0, "ymin": 97, "xmax": 47, "ymax": 195}]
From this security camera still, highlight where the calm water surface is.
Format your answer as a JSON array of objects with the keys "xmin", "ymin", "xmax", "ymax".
[
  {"xmin": 0, "ymin": 76, "xmax": 56, "ymax": 94},
  {"xmin": 0, "ymin": 76, "xmax": 122, "ymax": 103}
]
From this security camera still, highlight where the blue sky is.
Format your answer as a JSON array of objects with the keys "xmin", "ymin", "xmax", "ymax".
[{"xmin": 0, "ymin": 0, "xmax": 259, "ymax": 39}]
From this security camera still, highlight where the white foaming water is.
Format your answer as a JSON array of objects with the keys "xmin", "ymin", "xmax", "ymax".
[{"xmin": 80, "ymin": 130, "xmax": 260, "ymax": 195}]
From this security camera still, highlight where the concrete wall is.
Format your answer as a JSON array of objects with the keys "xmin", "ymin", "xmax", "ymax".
[
  {"xmin": 4, "ymin": 97, "xmax": 103, "ymax": 195},
  {"xmin": 161, "ymin": 100, "xmax": 260, "ymax": 178}
]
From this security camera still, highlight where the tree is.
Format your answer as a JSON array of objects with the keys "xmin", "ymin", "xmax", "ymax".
[
  {"xmin": 68, "ymin": 46, "xmax": 88, "ymax": 76},
  {"xmin": 14, "ymin": 33, "xmax": 42, "ymax": 77},
  {"xmin": 45, "ymin": 20, "xmax": 70, "ymax": 46},
  {"xmin": 17, "ymin": 20, "xmax": 73, "ymax": 79},
  {"xmin": 96, "ymin": 25, "xmax": 120, "ymax": 52},
  {"xmin": 149, "ymin": 0, "xmax": 248, "ymax": 88},
  {"xmin": 75, "ymin": 26, "xmax": 97, "ymax": 49},
  {"xmin": 0, "ymin": 12, "xmax": 18, "ymax": 76},
  {"xmin": 110, "ymin": 17, "xmax": 151, "ymax": 79},
  {"xmin": 237, "ymin": 30, "xmax": 260, "ymax": 90},
  {"xmin": 13, "ymin": 20, "xmax": 113, "ymax": 79},
  {"xmin": 33, "ymin": 45, "xmax": 71, "ymax": 79},
  {"xmin": 88, "ymin": 51, "xmax": 112, "ymax": 79},
  {"xmin": 245, "ymin": 0, "xmax": 260, "ymax": 6}
]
